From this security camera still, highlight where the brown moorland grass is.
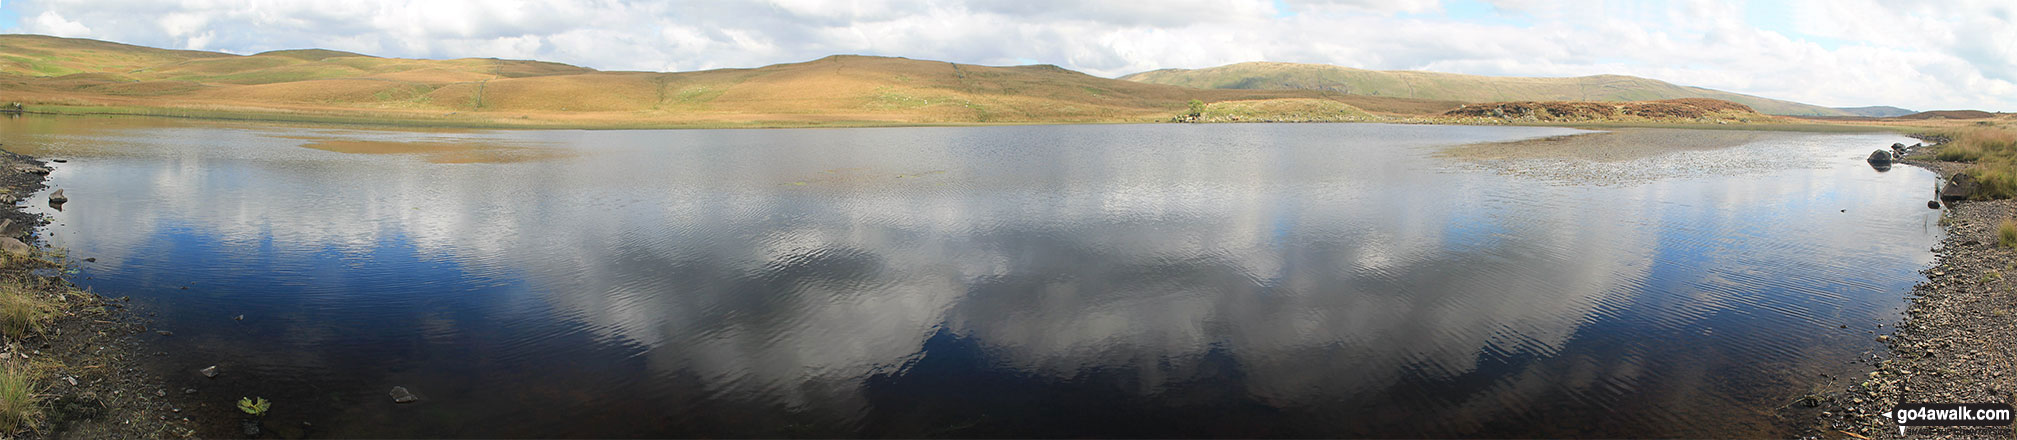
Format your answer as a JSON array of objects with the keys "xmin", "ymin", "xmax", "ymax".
[{"xmin": 1928, "ymin": 124, "xmax": 2017, "ymax": 199}]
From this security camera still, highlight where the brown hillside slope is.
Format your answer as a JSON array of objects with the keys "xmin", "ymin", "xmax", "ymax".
[
  {"xmin": 0, "ymin": 35, "xmax": 1468, "ymax": 127},
  {"xmin": 1123, "ymin": 61, "xmax": 1854, "ymax": 116}
]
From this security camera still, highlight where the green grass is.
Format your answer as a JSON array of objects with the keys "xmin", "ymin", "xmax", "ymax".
[
  {"xmin": 2001, "ymin": 220, "xmax": 2017, "ymax": 249},
  {"xmin": 0, "ymin": 361, "xmax": 39, "ymax": 434}
]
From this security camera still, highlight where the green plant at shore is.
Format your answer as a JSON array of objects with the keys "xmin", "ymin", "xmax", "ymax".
[
  {"xmin": 2000, "ymin": 219, "xmax": 2017, "ymax": 249},
  {"xmin": 237, "ymin": 396, "xmax": 271, "ymax": 417},
  {"xmin": 1186, "ymin": 99, "xmax": 1206, "ymax": 118},
  {"xmin": 0, "ymin": 361, "xmax": 41, "ymax": 434}
]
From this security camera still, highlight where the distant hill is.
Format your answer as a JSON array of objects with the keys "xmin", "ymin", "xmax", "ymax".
[
  {"xmin": 1895, "ymin": 110, "xmax": 1996, "ymax": 120},
  {"xmin": 1120, "ymin": 62, "xmax": 1854, "ymax": 117},
  {"xmin": 1832, "ymin": 106, "xmax": 1915, "ymax": 117},
  {"xmin": 0, "ymin": 34, "xmax": 1471, "ymax": 126}
]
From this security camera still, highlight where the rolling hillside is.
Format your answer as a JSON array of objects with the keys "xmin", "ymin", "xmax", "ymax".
[
  {"xmin": 1833, "ymin": 105, "xmax": 1915, "ymax": 117},
  {"xmin": 0, "ymin": 34, "xmax": 1472, "ymax": 127},
  {"xmin": 1119, "ymin": 61, "xmax": 1858, "ymax": 117}
]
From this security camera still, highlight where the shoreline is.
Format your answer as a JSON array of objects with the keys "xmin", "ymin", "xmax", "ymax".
[
  {"xmin": 7, "ymin": 103, "xmax": 1911, "ymax": 133},
  {"xmin": 1806, "ymin": 152, "xmax": 2017, "ymax": 439},
  {"xmin": 0, "ymin": 150, "xmax": 200, "ymax": 438}
]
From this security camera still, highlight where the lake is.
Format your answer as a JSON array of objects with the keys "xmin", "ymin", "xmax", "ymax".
[{"xmin": 0, "ymin": 116, "xmax": 1938, "ymax": 437}]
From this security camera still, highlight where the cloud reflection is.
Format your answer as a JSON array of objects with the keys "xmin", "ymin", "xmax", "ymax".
[{"xmin": 16, "ymin": 121, "xmax": 1939, "ymax": 436}]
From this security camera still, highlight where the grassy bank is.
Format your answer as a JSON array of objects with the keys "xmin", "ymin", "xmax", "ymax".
[
  {"xmin": 0, "ymin": 250, "xmax": 73, "ymax": 435},
  {"xmin": 1923, "ymin": 124, "xmax": 2017, "ymax": 198}
]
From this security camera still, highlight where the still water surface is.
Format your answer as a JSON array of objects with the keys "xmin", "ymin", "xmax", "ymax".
[{"xmin": 0, "ymin": 117, "xmax": 1939, "ymax": 437}]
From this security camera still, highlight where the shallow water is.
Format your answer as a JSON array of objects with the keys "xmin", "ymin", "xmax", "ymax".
[{"xmin": 1, "ymin": 116, "xmax": 1939, "ymax": 437}]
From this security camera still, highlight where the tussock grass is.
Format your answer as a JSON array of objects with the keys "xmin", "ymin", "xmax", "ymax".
[
  {"xmin": 1935, "ymin": 126, "xmax": 2017, "ymax": 199},
  {"xmin": 0, "ymin": 360, "xmax": 40, "ymax": 434},
  {"xmin": 2001, "ymin": 220, "xmax": 2017, "ymax": 249},
  {"xmin": 0, "ymin": 282, "xmax": 54, "ymax": 339}
]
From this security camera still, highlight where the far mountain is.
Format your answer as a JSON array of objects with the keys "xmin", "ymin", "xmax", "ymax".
[
  {"xmin": 1120, "ymin": 62, "xmax": 1854, "ymax": 117},
  {"xmin": 1831, "ymin": 106, "xmax": 1916, "ymax": 117}
]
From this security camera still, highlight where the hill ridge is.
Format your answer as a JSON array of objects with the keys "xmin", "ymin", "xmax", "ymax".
[{"xmin": 1119, "ymin": 61, "xmax": 1857, "ymax": 117}]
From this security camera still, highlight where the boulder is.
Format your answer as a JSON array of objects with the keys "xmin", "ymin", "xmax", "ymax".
[
  {"xmin": 1929, "ymin": 200, "xmax": 1942, "ymax": 209},
  {"xmin": 47, "ymin": 189, "xmax": 65, "ymax": 204},
  {"xmin": 0, "ymin": 237, "xmax": 27, "ymax": 257},
  {"xmin": 1941, "ymin": 174, "xmax": 1979, "ymax": 201},
  {"xmin": 1867, "ymin": 150, "xmax": 1894, "ymax": 163},
  {"xmin": 12, "ymin": 165, "xmax": 48, "ymax": 175},
  {"xmin": 0, "ymin": 194, "xmax": 15, "ymax": 204}
]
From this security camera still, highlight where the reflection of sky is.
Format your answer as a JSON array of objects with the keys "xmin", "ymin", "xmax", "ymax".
[{"xmin": 3, "ymin": 118, "xmax": 1940, "ymax": 437}]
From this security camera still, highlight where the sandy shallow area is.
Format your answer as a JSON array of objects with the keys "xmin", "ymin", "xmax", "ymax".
[
  {"xmin": 1439, "ymin": 128, "xmax": 1791, "ymax": 162},
  {"xmin": 285, "ymin": 137, "xmax": 575, "ymax": 164},
  {"xmin": 1436, "ymin": 128, "xmax": 1823, "ymax": 185}
]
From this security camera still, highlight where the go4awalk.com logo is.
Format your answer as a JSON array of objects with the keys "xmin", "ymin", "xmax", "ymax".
[{"xmin": 1888, "ymin": 403, "xmax": 2013, "ymax": 436}]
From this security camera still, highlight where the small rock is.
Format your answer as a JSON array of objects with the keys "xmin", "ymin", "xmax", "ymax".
[
  {"xmin": 1928, "ymin": 200, "xmax": 1941, "ymax": 209},
  {"xmin": 234, "ymin": 315, "xmax": 244, "ymax": 321},
  {"xmin": 155, "ymin": 389, "xmax": 165, "ymax": 397},
  {"xmin": 64, "ymin": 376, "xmax": 77, "ymax": 386},
  {"xmin": 48, "ymin": 189, "xmax": 66, "ymax": 204},
  {"xmin": 1877, "ymin": 335, "xmax": 1890, "ymax": 342},
  {"xmin": 50, "ymin": 159, "xmax": 66, "ymax": 163},
  {"xmin": 200, "ymin": 365, "xmax": 218, "ymax": 378},
  {"xmin": 183, "ymin": 388, "xmax": 197, "ymax": 395},
  {"xmin": 390, "ymin": 386, "xmax": 418, "ymax": 403},
  {"xmin": 84, "ymin": 257, "xmax": 95, "ymax": 262},
  {"xmin": 155, "ymin": 330, "xmax": 172, "ymax": 336}
]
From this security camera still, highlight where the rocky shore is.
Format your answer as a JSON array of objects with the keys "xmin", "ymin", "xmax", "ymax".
[
  {"xmin": 0, "ymin": 149, "xmax": 201, "ymax": 439},
  {"xmin": 1805, "ymin": 151, "xmax": 2017, "ymax": 439}
]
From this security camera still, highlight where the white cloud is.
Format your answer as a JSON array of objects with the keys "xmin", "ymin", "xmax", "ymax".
[
  {"xmin": 2, "ymin": 0, "xmax": 2013, "ymax": 111},
  {"xmin": 29, "ymin": 10, "xmax": 88, "ymax": 36}
]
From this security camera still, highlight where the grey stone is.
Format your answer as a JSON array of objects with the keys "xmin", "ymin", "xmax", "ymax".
[{"xmin": 390, "ymin": 386, "xmax": 418, "ymax": 403}]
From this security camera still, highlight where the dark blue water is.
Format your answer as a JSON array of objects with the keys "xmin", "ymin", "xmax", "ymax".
[{"xmin": 0, "ymin": 117, "xmax": 1938, "ymax": 437}]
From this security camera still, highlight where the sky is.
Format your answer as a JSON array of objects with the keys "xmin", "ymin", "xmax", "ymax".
[{"xmin": 1, "ymin": 0, "xmax": 2012, "ymax": 111}]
